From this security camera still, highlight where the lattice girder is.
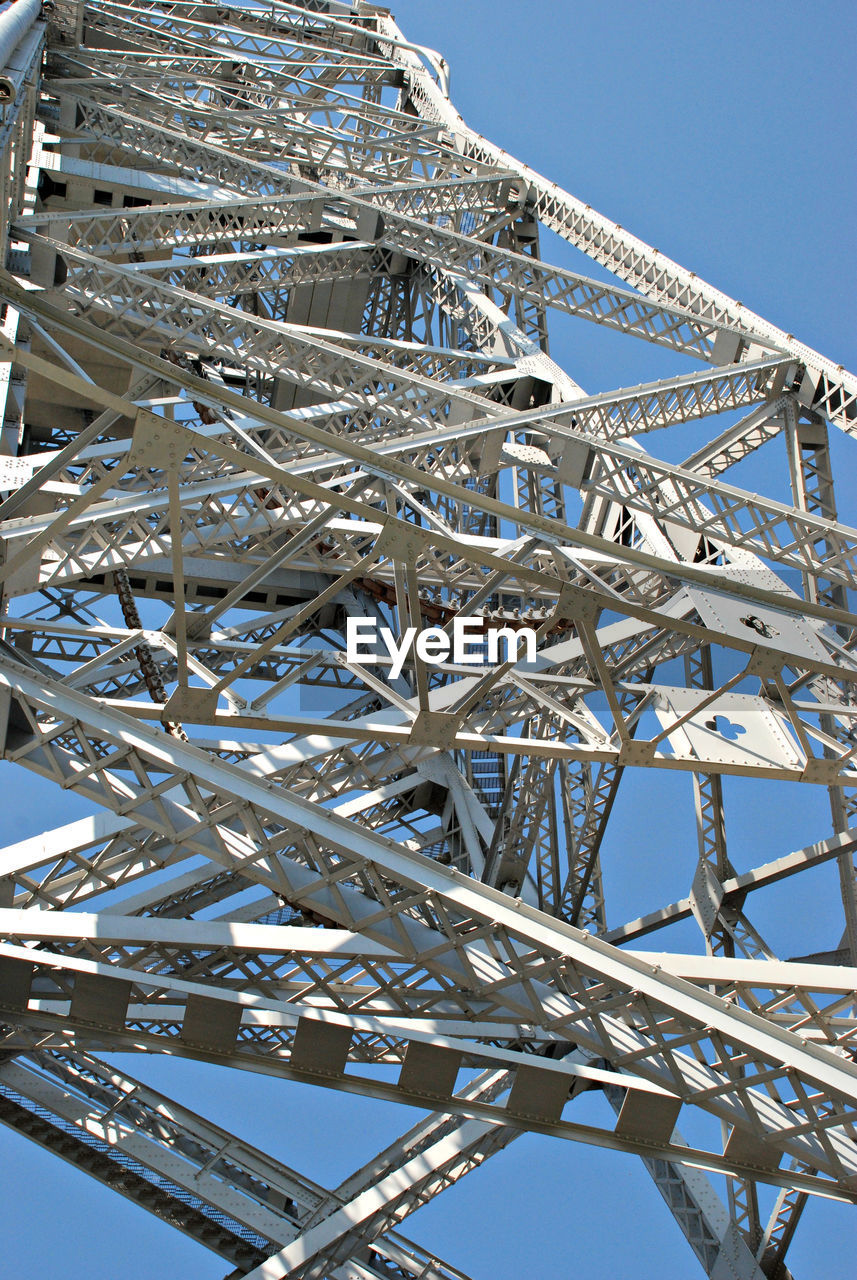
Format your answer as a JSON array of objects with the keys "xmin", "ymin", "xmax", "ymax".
[{"xmin": 0, "ymin": 2, "xmax": 854, "ymax": 1277}]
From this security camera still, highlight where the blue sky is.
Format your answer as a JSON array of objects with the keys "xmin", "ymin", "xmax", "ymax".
[{"xmin": 1, "ymin": 2, "xmax": 855, "ymax": 1276}]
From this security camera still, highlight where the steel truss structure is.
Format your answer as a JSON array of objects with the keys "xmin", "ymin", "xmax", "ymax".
[{"xmin": 0, "ymin": 1, "xmax": 854, "ymax": 1275}]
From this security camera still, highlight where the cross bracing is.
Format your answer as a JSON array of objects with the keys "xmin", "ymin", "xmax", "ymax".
[{"xmin": 0, "ymin": 1, "xmax": 853, "ymax": 1276}]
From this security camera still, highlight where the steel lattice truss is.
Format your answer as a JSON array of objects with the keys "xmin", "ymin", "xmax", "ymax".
[{"xmin": 0, "ymin": 1, "xmax": 854, "ymax": 1276}]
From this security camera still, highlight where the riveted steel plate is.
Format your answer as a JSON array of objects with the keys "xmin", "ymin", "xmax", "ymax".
[
  {"xmin": 652, "ymin": 687, "xmax": 804, "ymax": 769},
  {"xmin": 685, "ymin": 585, "xmax": 830, "ymax": 664}
]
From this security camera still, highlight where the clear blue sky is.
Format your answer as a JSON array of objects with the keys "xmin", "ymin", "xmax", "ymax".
[{"xmin": 1, "ymin": 2, "xmax": 854, "ymax": 1276}]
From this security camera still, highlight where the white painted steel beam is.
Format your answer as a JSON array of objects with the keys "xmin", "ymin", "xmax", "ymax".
[{"xmin": 0, "ymin": 3, "xmax": 852, "ymax": 1275}]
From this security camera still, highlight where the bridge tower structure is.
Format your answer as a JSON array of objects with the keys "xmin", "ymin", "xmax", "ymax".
[{"xmin": 0, "ymin": 2, "xmax": 854, "ymax": 1276}]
